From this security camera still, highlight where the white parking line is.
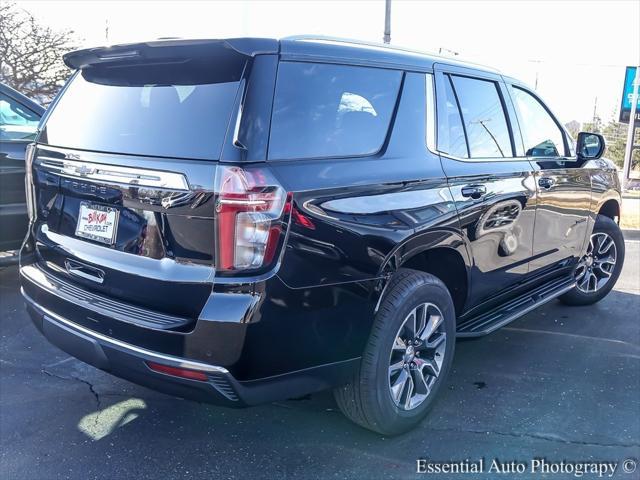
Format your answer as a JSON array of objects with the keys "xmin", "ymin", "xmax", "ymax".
[{"xmin": 502, "ymin": 327, "xmax": 640, "ymax": 350}]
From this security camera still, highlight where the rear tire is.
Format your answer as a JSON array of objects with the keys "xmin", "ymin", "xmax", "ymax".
[
  {"xmin": 559, "ymin": 214, "xmax": 625, "ymax": 306},
  {"xmin": 334, "ymin": 269, "xmax": 456, "ymax": 435}
]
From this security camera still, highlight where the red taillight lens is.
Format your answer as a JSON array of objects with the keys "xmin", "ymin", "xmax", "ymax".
[
  {"xmin": 146, "ymin": 362, "xmax": 208, "ymax": 381},
  {"xmin": 215, "ymin": 166, "xmax": 288, "ymax": 272}
]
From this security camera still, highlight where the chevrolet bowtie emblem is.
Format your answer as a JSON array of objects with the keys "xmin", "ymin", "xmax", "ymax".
[{"xmin": 74, "ymin": 164, "xmax": 95, "ymax": 176}]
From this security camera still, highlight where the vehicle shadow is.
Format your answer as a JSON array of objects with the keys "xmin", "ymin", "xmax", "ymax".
[
  {"xmin": 2, "ymin": 259, "xmax": 639, "ymax": 479},
  {"xmin": 40, "ymin": 290, "xmax": 640, "ymax": 477}
]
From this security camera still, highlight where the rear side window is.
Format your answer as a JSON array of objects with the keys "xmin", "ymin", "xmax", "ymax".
[
  {"xmin": 511, "ymin": 87, "xmax": 565, "ymax": 157},
  {"xmin": 268, "ymin": 62, "xmax": 402, "ymax": 160},
  {"xmin": 437, "ymin": 76, "xmax": 469, "ymax": 158},
  {"xmin": 41, "ymin": 64, "xmax": 243, "ymax": 160},
  {"xmin": 450, "ymin": 75, "xmax": 512, "ymax": 158}
]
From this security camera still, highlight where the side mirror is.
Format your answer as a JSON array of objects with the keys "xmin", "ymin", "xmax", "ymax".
[{"xmin": 576, "ymin": 132, "xmax": 605, "ymax": 160}]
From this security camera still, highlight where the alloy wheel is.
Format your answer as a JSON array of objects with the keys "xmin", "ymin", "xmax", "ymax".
[
  {"xmin": 575, "ymin": 232, "xmax": 617, "ymax": 294},
  {"xmin": 388, "ymin": 302, "xmax": 446, "ymax": 411}
]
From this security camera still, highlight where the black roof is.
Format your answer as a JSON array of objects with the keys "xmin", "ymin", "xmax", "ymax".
[
  {"xmin": 63, "ymin": 36, "xmax": 499, "ymax": 76},
  {"xmin": 279, "ymin": 36, "xmax": 499, "ymax": 74}
]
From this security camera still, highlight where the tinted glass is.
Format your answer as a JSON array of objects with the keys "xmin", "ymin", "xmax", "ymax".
[
  {"xmin": 42, "ymin": 68, "xmax": 241, "ymax": 160},
  {"xmin": 437, "ymin": 76, "xmax": 468, "ymax": 158},
  {"xmin": 451, "ymin": 76, "xmax": 512, "ymax": 158},
  {"xmin": 269, "ymin": 62, "xmax": 402, "ymax": 160},
  {"xmin": 511, "ymin": 87, "xmax": 565, "ymax": 157},
  {"xmin": 0, "ymin": 93, "xmax": 40, "ymax": 142}
]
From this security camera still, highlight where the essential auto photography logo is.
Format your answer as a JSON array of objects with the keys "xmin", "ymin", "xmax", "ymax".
[{"xmin": 415, "ymin": 457, "xmax": 637, "ymax": 477}]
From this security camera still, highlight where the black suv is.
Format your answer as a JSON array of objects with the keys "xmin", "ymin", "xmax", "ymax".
[
  {"xmin": 20, "ymin": 37, "xmax": 624, "ymax": 435},
  {"xmin": 1, "ymin": 83, "xmax": 44, "ymax": 257}
]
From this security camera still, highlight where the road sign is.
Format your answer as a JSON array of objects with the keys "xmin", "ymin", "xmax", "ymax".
[
  {"xmin": 622, "ymin": 66, "xmax": 639, "ymax": 189},
  {"xmin": 619, "ymin": 66, "xmax": 640, "ymax": 125}
]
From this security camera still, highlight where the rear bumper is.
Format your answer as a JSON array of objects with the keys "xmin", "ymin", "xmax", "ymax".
[{"xmin": 23, "ymin": 289, "xmax": 359, "ymax": 407}]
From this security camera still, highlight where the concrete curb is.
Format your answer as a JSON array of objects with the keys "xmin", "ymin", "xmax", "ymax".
[{"xmin": 623, "ymin": 229, "xmax": 640, "ymax": 241}]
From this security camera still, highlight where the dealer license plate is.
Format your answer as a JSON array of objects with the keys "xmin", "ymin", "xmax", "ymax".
[{"xmin": 75, "ymin": 202, "xmax": 118, "ymax": 245}]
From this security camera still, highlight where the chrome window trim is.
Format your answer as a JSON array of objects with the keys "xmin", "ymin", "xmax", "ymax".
[
  {"xmin": 425, "ymin": 73, "xmax": 437, "ymax": 154},
  {"xmin": 37, "ymin": 156, "xmax": 190, "ymax": 191},
  {"xmin": 439, "ymin": 150, "xmax": 579, "ymax": 164},
  {"xmin": 437, "ymin": 151, "xmax": 535, "ymax": 163},
  {"xmin": 231, "ymin": 76, "xmax": 247, "ymax": 150}
]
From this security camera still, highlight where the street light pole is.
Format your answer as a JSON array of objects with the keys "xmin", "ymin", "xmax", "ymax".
[
  {"xmin": 622, "ymin": 66, "xmax": 639, "ymax": 190},
  {"xmin": 383, "ymin": 0, "xmax": 391, "ymax": 44}
]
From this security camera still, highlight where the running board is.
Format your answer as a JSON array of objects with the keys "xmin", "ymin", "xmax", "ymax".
[{"xmin": 456, "ymin": 276, "xmax": 576, "ymax": 337}]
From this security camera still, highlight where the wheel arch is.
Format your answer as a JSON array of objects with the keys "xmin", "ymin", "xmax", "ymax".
[
  {"xmin": 399, "ymin": 247, "xmax": 469, "ymax": 316},
  {"xmin": 597, "ymin": 198, "xmax": 621, "ymax": 223},
  {"xmin": 375, "ymin": 229, "xmax": 472, "ymax": 317}
]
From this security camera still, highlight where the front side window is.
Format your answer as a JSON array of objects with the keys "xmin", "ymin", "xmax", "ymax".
[
  {"xmin": 0, "ymin": 94, "xmax": 40, "ymax": 142},
  {"xmin": 268, "ymin": 62, "xmax": 402, "ymax": 160},
  {"xmin": 450, "ymin": 75, "xmax": 512, "ymax": 158},
  {"xmin": 511, "ymin": 87, "xmax": 565, "ymax": 157}
]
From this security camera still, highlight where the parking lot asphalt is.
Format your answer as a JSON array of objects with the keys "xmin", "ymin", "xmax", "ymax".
[{"xmin": 1, "ymin": 240, "xmax": 639, "ymax": 480}]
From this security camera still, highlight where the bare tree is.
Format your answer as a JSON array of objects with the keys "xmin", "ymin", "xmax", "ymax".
[{"xmin": 0, "ymin": 1, "xmax": 77, "ymax": 104}]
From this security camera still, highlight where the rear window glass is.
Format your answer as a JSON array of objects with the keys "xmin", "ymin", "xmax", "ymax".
[
  {"xmin": 41, "ymin": 66, "xmax": 242, "ymax": 160},
  {"xmin": 268, "ymin": 62, "xmax": 402, "ymax": 160}
]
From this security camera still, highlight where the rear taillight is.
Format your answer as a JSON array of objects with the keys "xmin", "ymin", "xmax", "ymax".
[{"xmin": 215, "ymin": 166, "xmax": 289, "ymax": 272}]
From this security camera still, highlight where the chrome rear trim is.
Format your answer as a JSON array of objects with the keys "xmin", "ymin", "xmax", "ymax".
[
  {"xmin": 21, "ymin": 288, "xmax": 229, "ymax": 374},
  {"xmin": 40, "ymin": 224, "xmax": 215, "ymax": 284},
  {"xmin": 37, "ymin": 156, "xmax": 190, "ymax": 191}
]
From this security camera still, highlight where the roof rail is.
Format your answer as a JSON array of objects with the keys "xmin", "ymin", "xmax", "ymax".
[
  {"xmin": 283, "ymin": 35, "xmax": 427, "ymax": 56},
  {"xmin": 282, "ymin": 35, "xmax": 499, "ymax": 73}
]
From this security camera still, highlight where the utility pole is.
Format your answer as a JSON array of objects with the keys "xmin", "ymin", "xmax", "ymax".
[
  {"xmin": 383, "ymin": 0, "xmax": 391, "ymax": 44},
  {"xmin": 622, "ymin": 66, "xmax": 639, "ymax": 190},
  {"xmin": 438, "ymin": 47, "xmax": 459, "ymax": 57},
  {"xmin": 529, "ymin": 59, "xmax": 542, "ymax": 90}
]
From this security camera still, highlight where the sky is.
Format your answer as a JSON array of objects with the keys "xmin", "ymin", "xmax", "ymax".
[{"xmin": 17, "ymin": 0, "xmax": 640, "ymax": 125}]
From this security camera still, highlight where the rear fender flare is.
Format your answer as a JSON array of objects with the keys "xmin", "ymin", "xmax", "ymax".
[{"xmin": 372, "ymin": 228, "xmax": 472, "ymax": 311}]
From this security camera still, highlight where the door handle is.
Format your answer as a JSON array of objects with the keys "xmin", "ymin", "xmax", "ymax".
[
  {"xmin": 538, "ymin": 177, "xmax": 555, "ymax": 189},
  {"xmin": 461, "ymin": 184, "xmax": 487, "ymax": 199}
]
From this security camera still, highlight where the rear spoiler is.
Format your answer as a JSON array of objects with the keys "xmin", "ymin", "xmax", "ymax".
[{"xmin": 63, "ymin": 38, "xmax": 279, "ymax": 70}]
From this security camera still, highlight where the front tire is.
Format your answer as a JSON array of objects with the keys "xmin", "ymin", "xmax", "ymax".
[
  {"xmin": 560, "ymin": 214, "xmax": 625, "ymax": 306},
  {"xmin": 334, "ymin": 269, "xmax": 456, "ymax": 435}
]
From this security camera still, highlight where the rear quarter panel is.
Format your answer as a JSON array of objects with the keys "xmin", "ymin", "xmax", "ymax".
[
  {"xmin": 269, "ymin": 72, "xmax": 463, "ymax": 290},
  {"xmin": 240, "ymin": 72, "xmax": 470, "ymax": 377}
]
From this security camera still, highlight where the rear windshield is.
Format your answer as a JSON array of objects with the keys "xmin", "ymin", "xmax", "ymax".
[
  {"xmin": 41, "ymin": 64, "xmax": 243, "ymax": 160},
  {"xmin": 268, "ymin": 62, "xmax": 402, "ymax": 160}
]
